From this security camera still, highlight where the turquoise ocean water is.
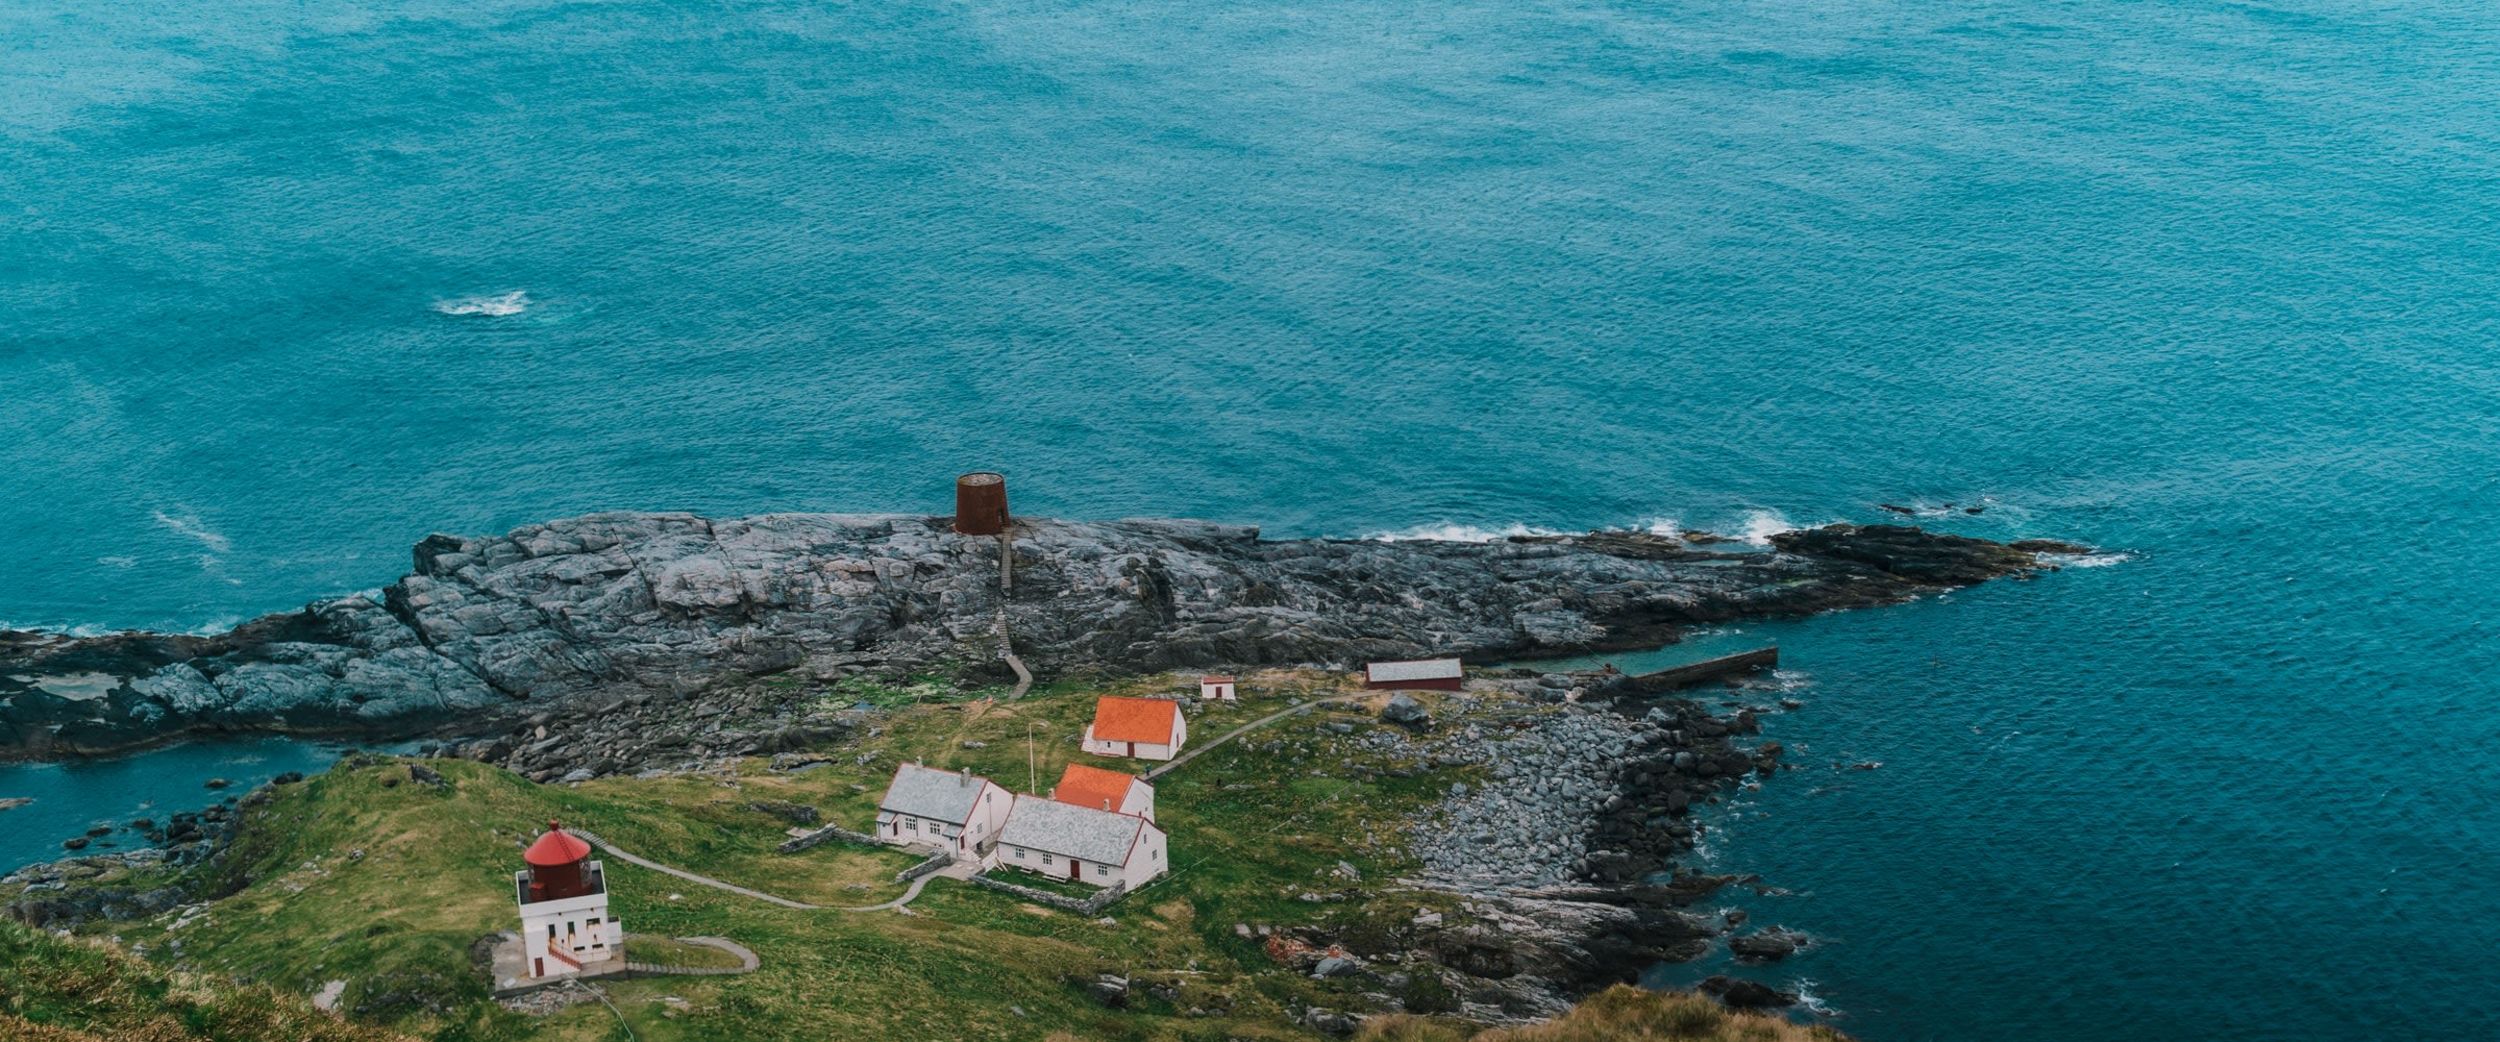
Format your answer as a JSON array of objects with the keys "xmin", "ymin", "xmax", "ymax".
[{"xmin": 3, "ymin": 1, "xmax": 2493, "ymax": 1037}]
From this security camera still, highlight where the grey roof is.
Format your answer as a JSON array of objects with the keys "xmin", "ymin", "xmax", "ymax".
[
  {"xmin": 1000, "ymin": 794, "xmax": 1150, "ymax": 865},
  {"xmin": 879, "ymin": 763, "xmax": 992, "ymax": 824}
]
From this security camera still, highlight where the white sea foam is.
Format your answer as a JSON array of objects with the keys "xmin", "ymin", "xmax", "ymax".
[
  {"xmin": 432, "ymin": 290, "xmax": 530, "ymax": 317},
  {"xmin": 151, "ymin": 510, "xmax": 232, "ymax": 553},
  {"xmin": 0, "ymin": 620, "xmax": 118, "ymax": 638},
  {"xmin": 1638, "ymin": 516, "xmax": 1682, "ymax": 538},
  {"xmin": 1736, "ymin": 509, "xmax": 1813, "ymax": 545},
  {"xmin": 1793, "ymin": 979, "xmax": 1839, "ymax": 1018},
  {"xmin": 185, "ymin": 616, "xmax": 243, "ymax": 637},
  {"xmin": 95, "ymin": 555, "xmax": 137, "ymax": 569},
  {"xmin": 2042, "ymin": 551, "xmax": 2131, "ymax": 569},
  {"xmin": 1367, "ymin": 522, "xmax": 1564, "ymax": 543}
]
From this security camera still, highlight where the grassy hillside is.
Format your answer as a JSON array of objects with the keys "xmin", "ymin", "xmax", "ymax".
[
  {"xmin": 0, "ymin": 918, "xmax": 414, "ymax": 1042},
  {"xmin": 1, "ymin": 671, "xmax": 1820, "ymax": 1042}
]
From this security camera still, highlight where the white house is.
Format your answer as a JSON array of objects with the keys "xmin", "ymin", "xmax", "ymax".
[
  {"xmin": 875, "ymin": 762, "xmax": 1013, "ymax": 866},
  {"xmin": 1050, "ymin": 762, "xmax": 1156, "ymax": 822},
  {"xmin": 515, "ymin": 821, "xmax": 623, "ymax": 982},
  {"xmin": 1081, "ymin": 696, "xmax": 1188, "ymax": 760},
  {"xmin": 1199, "ymin": 675, "xmax": 1238, "ymax": 702},
  {"xmin": 998, "ymin": 794, "xmax": 1168, "ymax": 890},
  {"xmin": 1364, "ymin": 657, "xmax": 1463, "ymax": 691}
]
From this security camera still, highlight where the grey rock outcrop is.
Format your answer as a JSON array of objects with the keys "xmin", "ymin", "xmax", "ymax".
[{"xmin": 1, "ymin": 512, "xmax": 2068, "ymax": 759}]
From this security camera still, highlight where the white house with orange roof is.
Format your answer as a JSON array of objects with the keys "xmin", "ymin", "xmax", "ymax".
[
  {"xmin": 998, "ymin": 794, "xmax": 1168, "ymax": 890},
  {"xmin": 1081, "ymin": 696, "xmax": 1188, "ymax": 760},
  {"xmin": 1050, "ymin": 762, "xmax": 1155, "ymax": 822},
  {"xmin": 875, "ymin": 762, "xmax": 1012, "ymax": 866},
  {"xmin": 1198, "ymin": 675, "xmax": 1238, "ymax": 702}
]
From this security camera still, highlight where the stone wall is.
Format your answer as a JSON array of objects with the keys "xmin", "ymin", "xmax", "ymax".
[
  {"xmin": 777, "ymin": 824, "xmax": 879, "ymax": 854},
  {"xmin": 966, "ymin": 872, "xmax": 1129, "ymax": 915},
  {"xmin": 895, "ymin": 850, "xmax": 953, "ymax": 883}
]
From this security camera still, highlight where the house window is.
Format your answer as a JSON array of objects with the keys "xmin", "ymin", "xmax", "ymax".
[
  {"xmin": 1042, "ymin": 852, "xmax": 1054, "ymax": 865},
  {"xmin": 1095, "ymin": 865, "xmax": 1110, "ymax": 878},
  {"xmin": 1010, "ymin": 846, "xmax": 1026, "ymax": 858},
  {"xmin": 906, "ymin": 817, "xmax": 918, "ymax": 831}
]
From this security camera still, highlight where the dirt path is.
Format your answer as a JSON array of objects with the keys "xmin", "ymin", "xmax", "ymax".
[
  {"xmin": 571, "ymin": 830, "xmax": 824, "ymax": 910},
  {"xmin": 574, "ymin": 830, "xmax": 960, "ymax": 914},
  {"xmin": 1141, "ymin": 694, "xmax": 1366, "ymax": 782}
]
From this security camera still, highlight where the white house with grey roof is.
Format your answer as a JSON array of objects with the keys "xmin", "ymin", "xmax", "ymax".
[
  {"xmin": 997, "ymin": 793, "xmax": 1168, "ymax": 890},
  {"xmin": 875, "ymin": 762, "xmax": 1012, "ymax": 867}
]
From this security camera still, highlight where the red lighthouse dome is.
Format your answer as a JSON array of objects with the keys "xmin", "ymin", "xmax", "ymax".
[{"xmin": 522, "ymin": 821, "xmax": 597, "ymax": 902}]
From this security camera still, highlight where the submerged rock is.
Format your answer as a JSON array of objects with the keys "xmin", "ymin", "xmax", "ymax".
[
  {"xmin": 1727, "ymin": 926, "xmax": 1812, "ymax": 964},
  {"xmin": 1699, "ymin": 974, "xmax": 1796, "ymax": 1010}
]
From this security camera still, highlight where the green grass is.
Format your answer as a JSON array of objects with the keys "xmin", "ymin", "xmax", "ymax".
[
  {"xmin": 0, "ymin": 672, "xmax": 1562, "ymax": 1042},
  {"xmin": 1359, "ymin": 985, "xmax": 1851, "ymax": 1042},
  {"xmin": 0, "ymin": 918, "xmax": 416, "ymax": 1041}
]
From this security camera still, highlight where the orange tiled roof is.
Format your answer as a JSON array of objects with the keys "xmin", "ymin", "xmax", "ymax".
[
  {"xmin": 1053, "ymin": 762, "xmax": 1141, "ymax": 812},
  {"xmin": 1090, "ymin": 696, "xmax": 1180, "ymax": 744}
]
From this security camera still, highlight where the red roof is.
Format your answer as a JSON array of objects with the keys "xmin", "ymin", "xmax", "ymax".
[
  {"xmin": 1090, "ymin": 696, "xmax": 1180, "ymax": 744},
  {"xmin": 1053, "ymin": 762, "xmax": 1142, "ymax": 812},
  {"xmin": 524, "ymin": 821, "xmax": 592, "ymax": 867}
]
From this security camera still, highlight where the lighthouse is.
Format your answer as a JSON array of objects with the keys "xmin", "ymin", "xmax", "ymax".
[{"xmin": 514, "ymin": 821, "xmax": 623, "ymax": 981}]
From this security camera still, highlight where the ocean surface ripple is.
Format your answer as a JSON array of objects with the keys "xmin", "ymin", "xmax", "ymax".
[{"xmin": 3, "ymin": 1, "xmax": 2495, "ymax": 1038}]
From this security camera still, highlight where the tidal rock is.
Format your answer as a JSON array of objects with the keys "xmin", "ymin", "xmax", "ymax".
[
  {"xmin": 1, "ymin": 514, "xmax": 2068, "ymax": 760},
  {"xmin": 1699, "ymin": 974, "xmax": 1796, "ymax": 1010},
  {"xmin": 1728, "ymin": 926, "xmax": 1811, "ymax": 964}
]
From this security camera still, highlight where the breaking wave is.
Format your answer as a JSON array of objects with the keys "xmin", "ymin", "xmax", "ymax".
[
  {"xmin": 151, "ymin": 509, "xmax": 233, "ymax": 553},
  {"xmin": 1366, "ymin": 522, "xmax": 1566, "ymax": 543},
  {"xmin": 2040, "ymin": 551, "xmax": 2131, "ymax": 569},
  {"xmin": 432, "ymin": 290, "xmax": 530, "ymax": 317}
]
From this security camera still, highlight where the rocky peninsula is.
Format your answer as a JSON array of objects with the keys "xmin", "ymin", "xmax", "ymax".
[{"xmin": 1, "ymin": 512, "xmax": 2078, "ymax": 762}]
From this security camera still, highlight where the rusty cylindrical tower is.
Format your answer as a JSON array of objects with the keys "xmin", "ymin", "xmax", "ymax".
[
  {"xmin": 954, "ymin": 472, "xmax": 1009, "ymax": 535},
  {"xmin": 523, "ymin": 820, "xmax": 595, "ymax": 902}
]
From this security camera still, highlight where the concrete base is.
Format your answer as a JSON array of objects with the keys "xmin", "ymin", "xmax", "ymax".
[
  {"xmin": 487, "ymin": 932, "xmax": 760, "ymax": 998},
  {"xmin": 487, "ymin": 930, "xmax": 627, "ymax": 997}
]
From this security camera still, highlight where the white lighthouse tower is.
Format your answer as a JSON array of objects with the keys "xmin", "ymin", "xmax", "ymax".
[{"xmin": 514, "ymin": 821, "xmax": 623, "ymax": 981}]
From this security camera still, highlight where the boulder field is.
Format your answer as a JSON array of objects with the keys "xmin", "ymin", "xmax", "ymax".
[{"xmin": 0, "ymin": 511, "xmax": 2080, "ymax": 759}]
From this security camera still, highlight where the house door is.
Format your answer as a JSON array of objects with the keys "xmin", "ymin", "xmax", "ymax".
[
  {"xmin": 1126, "ymin": 742, "xmax": 1135, "ymax": 757},
  {"xmin": 1069, "ymin": 859, "xmax": 1082, "ymax": 882}
]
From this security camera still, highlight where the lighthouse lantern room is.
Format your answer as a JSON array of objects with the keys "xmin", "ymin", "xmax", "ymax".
[{"xmin": 515, "ymin": 821, "xmax": 623, "ymax": 981}]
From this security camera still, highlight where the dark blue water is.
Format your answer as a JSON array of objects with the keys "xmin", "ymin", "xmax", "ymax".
[
  {"xmin": 0, "ymin": 738, "xmax": 368, "ymax": 871},
  {"xmin": 4, "ymin": 1, "xmax": 2494, "ymax": 1037}
]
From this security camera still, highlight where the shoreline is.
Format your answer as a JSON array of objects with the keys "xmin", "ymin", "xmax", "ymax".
[{"xmin": 2, "ymin": 511, "xmax": 2082, "ymax": 766}]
